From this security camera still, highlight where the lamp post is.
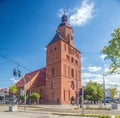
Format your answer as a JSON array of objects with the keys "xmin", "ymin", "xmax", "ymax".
[
  {"xmin": 103, "ymin": 74, "xmax": 106, "ymax": 106},
  {"xmin": 51, "ymin": 81, "xmax": 55, "ymax": 104},
  {"xmin": 76, "ymin": 78, "xmax": 79, "ymax": 107},
  {"xmin": 23, "ymin": 78, "xmax": 26, "ymax": 112},
  {"xmin": 13, "ymin": 66, "xmax": 26, "ymax": 112},
  {"xmin": 81, "ymin": 86, "xmax": 84, "ymax": 115}
]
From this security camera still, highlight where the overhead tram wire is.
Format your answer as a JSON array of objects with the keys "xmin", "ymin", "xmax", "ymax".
[{"xmin": 0, "ymin": 53, "xmax": 32, "ymax": 71}]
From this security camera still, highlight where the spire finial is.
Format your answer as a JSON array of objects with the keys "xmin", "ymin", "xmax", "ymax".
[{"xmin": 61, "ymin": 6, "xmax": 68, "ymax": 22}]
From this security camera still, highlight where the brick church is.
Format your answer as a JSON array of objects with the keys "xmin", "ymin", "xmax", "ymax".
[{"xmin": 15, "ymin": 14, "xmax": 81, "ymax": 104}]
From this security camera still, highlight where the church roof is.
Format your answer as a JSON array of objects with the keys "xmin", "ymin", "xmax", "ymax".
[
  {"xmin": 47, "ymin": 14, "xmax": 71, "ymax": 47},
  {"xmin": 47, "ymin": 33, "xmax": 64, "ymax": 46},
  {"xmin": 16, "ymin": 68, "xmax": 46, "ymax": 88}
]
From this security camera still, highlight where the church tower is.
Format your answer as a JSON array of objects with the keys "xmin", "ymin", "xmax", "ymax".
[{"xmin": 45, "ymin": 14, "xmax": 81, "ymax": 104}]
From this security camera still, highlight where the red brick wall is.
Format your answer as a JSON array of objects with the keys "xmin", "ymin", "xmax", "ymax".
[{"xmin": 45, "ymin": 39, "xmax": 81, "ymax": 104}]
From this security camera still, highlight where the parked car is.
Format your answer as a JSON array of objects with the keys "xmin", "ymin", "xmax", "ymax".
[{"xmin": 102, "ymin": 97, "xmax": 114, "ymax": 103}]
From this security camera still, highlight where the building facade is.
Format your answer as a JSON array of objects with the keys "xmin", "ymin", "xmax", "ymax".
[{"xmin": 15, "ymin": 14, "xmax": 81, "ymax": 105}]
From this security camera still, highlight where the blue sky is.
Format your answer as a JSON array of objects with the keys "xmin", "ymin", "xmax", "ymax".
[{"xmin": 0, "ymin": 0, "xmax": 120, "ymax": 92}]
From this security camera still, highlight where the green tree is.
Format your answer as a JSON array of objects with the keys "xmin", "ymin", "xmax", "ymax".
[
  {"xmin": 109, "ymin": 87, "xmax": 117, "ymax": 99},
  {"xmin": 19, "ymin": 95, "xmax": 25, "ymax": 101},
  {"xmin": 9, "ymin": 85, "xmax": 17, "ymax": 96},
  {"xmin": 101, "ymin": 27, "xmax": 120, "ymax": 73},
  {"xmin": 84, "ymin": 81, "xmax": 104, "ymax": 103},
  {"xmin": 30, "ymin": 93, "xmax": 40, "ymax": 104}
]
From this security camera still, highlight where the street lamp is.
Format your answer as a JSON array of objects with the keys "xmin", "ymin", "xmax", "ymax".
[
  {"xmin": 23, "ymin": 78, "xmax": 26, "ymax": 112},
  {"xmin": 81, "ymin": 86, "xmax": 84, "ymax": 115},
  {"xmin": 76, "ymin": 78, "xmax": 79, "ymax": 107},
  {"xmin": 103, "ymin": 74, "xmax": 106, "ymax": 105},
  {"xmin": 13, "ymin": 67, "xmax": 26, "ymax": 112},
  {"xmin": 51, "ymin": 81, "xmax": 55, "ymax": 103}
]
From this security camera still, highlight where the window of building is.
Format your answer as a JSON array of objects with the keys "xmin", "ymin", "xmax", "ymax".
[
  {"xmin": 66, "ymin": 55, "xmax": 70, "ymax": 61},
  {"xmin": 68, "ymin": 66, "xmax": 70, "ymax": 77},
  {"xmin": 71, "ymin": 81, "xmax": 75, "ymax": 90},
  {"xmin": 51, "ymin": 67, "xmax": 55, "ymax": 76},
  {"xmin": 50, "ymin": 49, "xmax": 52, "ymax": 53},
  {"xmin": 64, "ymin": 89, "xmax": 65, "ymax": 101},
  {"xmin": 64, "ymin": 65, "xmax": 66, "ymax": 76},
  {"xmin": 71, "ymin": 69, "xmax": 74, "ymax": 77},
  {"xmin": 75, "ymin": 60, "xmax": 78, "ymax": 65},
  {"xmin": 71, "ymin": 57, "xmax": 74, "ymax": 63},
  {"xmin": 68, "ymin": 90, "xmax": 70, "ymax": 100}
]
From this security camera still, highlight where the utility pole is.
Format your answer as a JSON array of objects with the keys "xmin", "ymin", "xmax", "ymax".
[
  {"xmin": 82, "ymin": 86, "xmax": 84, "ymax": 115},
  {"xmin": 23, "ymin": 78, "xmax": 26, "ymax": 112},
  {"xmin": 13, "ymin": 62, "xmax": 26, "ymax": 112}
]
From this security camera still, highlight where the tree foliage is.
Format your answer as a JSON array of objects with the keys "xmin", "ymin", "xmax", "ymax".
[
  {"xmin": 101, "ymin": 27, "xmax": 120, "ymax": 73},
  {"xmin": 9, "ymin": 85, "xmax": 17, "ymax": 95},
  {"xmin": 109, "ymin": 87, "xmax": 117, "ymax": 99},
  {"xmin": 19, "ymin": 95, "xmax": 24, "ymax": 101},
  {"xmin": 84, "ymin": 81, "xmax": 104, "ymax": 102},
  {"xmin": 19, "ymin": 95, "xmax": 28, "ymax": 101},
  {"xmin": 30, "ymin": 93, "xmax": 40, "ymax": 103}
]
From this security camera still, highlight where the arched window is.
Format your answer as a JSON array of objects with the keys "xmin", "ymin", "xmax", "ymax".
[
  {"xmin": 71, "ymin": 69, "xmax": 74, "ymax": 77},
  {"xmin": 71, "ymin": 57, "xmax": 74, "ymax": 63},
  {"xmin": 64, "ymin": 89, "xmax": 65, "ymax": 101},
  {"xmin": 71, "ymin": 81, "xmax": 75, "ymax": 90},
  {"xmin": 51, "ymin": 67, "xmax": 55, "ymax": 76},
  {"xmin": 66, "ymin": 55, "xmax": 70, "ymax": 61}
]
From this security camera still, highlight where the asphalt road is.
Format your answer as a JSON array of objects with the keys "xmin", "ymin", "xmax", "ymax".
[{"xmin": 0, "ymin": 104, "xmax": 120, "ymax": 118}]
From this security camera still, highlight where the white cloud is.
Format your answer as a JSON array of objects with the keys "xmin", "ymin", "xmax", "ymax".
[
  {"xmin": 82, "ymin": 72, "xmax": 101, "ymax": 78},
  {"xmin": 57, "ymin": 8, "xmax": 64, "ymax": 18},
  {"xmin": 87, "ymin": 66, "xmax": 102, "ymax": 72},
  {"xmin": 57, "ymin": 0, "xmax": 95, "ymax": 27},
  {"xmin": 69, "ymin": 0, "xmax": 94, "ymax": 26},
  {"xmin": 82, "ymin": 71, "xmax": 120, "ymax": 91},
  {"xmin": 103, "ymin": 64, "xmax": 110, "ymax": 73},
  {"xmin": 100, "ymin": 54, "xmax": 107, "ymax": 60},
  {"xmin": 10, "ymin": 77, "xmax": 19, "ymax": 83}
]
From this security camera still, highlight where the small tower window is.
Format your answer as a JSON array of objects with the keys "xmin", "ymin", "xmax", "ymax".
[
  {"xmin": 64, "ymin": 89, "xmax": 66, "ymax": 101},
  {"xmin": 71, "ymin": 81, "xmax": 75, "ymax": 90},
  {"xmin": 66, "ymin": 55, "xmax": 70, "ymax": 61},
  {"xmin": 71, "ymin": 69, "xmax": 74, "ymax": 77},
  {"xmin": 50, "ymin": 49, "xmax": 52, "ymax": 53},
  {"xmin": 64, "ymin": 65, "xmax": 66, "ymax": 76},
  {"xmin": 51, "ymin": 67, "xmax": 55, "ymax": 76},
  {"xmin": 71, "ymin": 57, "xmax": 74, "ymax": 63},
  {"xmin": 75, "ymin": 60, "xmax": 78, "ymax": 65},
  {"xmin": 68, "ymin": 90, "xmax": 70, "ymax": 100},
  {"xmin": 68, "ymin": 66, "xmax": 70, "ymax": 76}
]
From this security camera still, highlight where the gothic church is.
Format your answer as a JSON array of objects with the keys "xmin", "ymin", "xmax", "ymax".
[{"xmin": 16, "ymin": 14, "xmax": 81, "ymax": 104}]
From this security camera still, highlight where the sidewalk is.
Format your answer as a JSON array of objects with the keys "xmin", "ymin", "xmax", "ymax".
[
  {"xmin": 28, "ymin": 104, "xmax": 78, "ymax": 109},
  {"xmin": 0, "ymin": 105, "xmax": 83, "ymax": 118},
  {"xmin": 0, "ymin": 104, "xmax": 120, "ymax": 117}
]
